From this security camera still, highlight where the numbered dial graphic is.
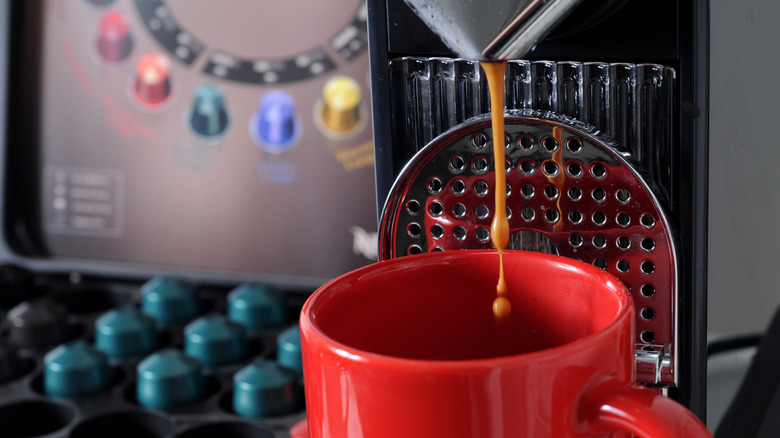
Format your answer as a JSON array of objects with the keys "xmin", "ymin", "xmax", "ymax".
[{"xmin": 134, "ymin": 0, "xmax": 368, "ymax": 84}]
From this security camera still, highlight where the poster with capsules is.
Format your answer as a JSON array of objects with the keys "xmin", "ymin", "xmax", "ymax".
[{"xmin": 26, "ymin": 0, "xmax": 378, "ymax": 283}]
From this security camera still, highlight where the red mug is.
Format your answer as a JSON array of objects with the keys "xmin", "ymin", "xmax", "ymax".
[{"xmin": 299, "ymin": 250, "xmax": 711, "ymax": 437}]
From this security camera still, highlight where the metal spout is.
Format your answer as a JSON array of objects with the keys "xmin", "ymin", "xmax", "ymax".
[{"xmin": 402, "ymin": 0, "xmax": 581, "ymax": 60}]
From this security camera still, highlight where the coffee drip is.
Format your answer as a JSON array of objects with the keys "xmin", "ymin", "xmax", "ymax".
[
  {"xmin": 399, "ymin": 0, "xmax": 580, "ymax": 319},
  {"xmin": 483, "ymin": 61, "xmax": 511, "ymax": 321}
]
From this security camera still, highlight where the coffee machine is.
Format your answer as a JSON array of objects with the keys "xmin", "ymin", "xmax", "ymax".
[{"xmin": 367, "ymin": 0, "xmax": 709, "ymax": 420}]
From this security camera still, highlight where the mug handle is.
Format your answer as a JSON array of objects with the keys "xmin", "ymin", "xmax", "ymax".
[{"xmin": 581, "ymin": 379, "xmax": 712, "ymax": 437}]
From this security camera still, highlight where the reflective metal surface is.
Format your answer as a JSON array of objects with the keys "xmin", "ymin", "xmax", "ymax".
[
  {"xmin": 379, "ymin": 110, "xmax": 678, "ymax": 386},
  {"xmin": 387, "ymin": 58, "xmax": 676, "ymax": 203},
  {"xmin": 401, "ymin": 0, "xmax": 581, "ymax": 59}
]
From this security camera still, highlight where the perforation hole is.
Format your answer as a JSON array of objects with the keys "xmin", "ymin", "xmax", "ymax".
[
  {"xmin": 453, "ymin": 203, "xmax": 466, "ymax": 218},
  {"xmin": 569, "ymin": 233, "xmax": 583, "ymax": 247},
  {"xmin": 453, "ymin": 226, "xmax": 466, "ymax": 240},
  {"xmin": 521, "ymin": 184, "xmax": 535, "ymax": 199},
  {"xmin": 451, "ymin": 179, "xmax": 466, "ymax": 195},
  {"xmin": 641, "ymin": 284, "xmax": 655, "ymax": 297},
  {"xmin": 430, "ymin": 225, "xmax": 444, "ymax": 239},
  {"xmin": 591, "ymin": 163, "xmax": 608, "ymax": 179},
  {"xmin": 503, "ymin": 135, "xmax": 512, "ymax": 150},
  {"xmin": 592, "ymin": 188, "xmax": 606, "ymax": 202},
  {"xmin": 593, "ymin": 258, "xmax": 607, "ymax": 270},
  {"xmin": 567, "ymin": 162, "xmax": 583, "ymax": 178},
  {"xmin": 476, "ymin": 227, "xmax": 490, "ymax": 242},
  {"xmin": 505, "ymin": 183, "xmax": 511, "ymax": 197},
  {"xmin": 474, "ymin": 180, "xmax": 489, "ymax": 197},
  {"xmin": 568, "ymin": 186, "xmax": 582, "ymax": 201},
  {"xmin": 616, "ymin": 189, "xmax": 631, "ymax": 203},
  {"xmin": 641, "ymin": 238, "xmax": 655, "ymax": 251},
  {"xmin": 519, "ymin": 159, "xmax": 536, "ymax": 175},
  {"xmin": 641, "ymin": 214, "xmax": 656, "ymax": 228},
  {"xmin": 408, "ymin": 245, "xmax": 422, "ymax": 255},
  {"xmin": 431, "ymin": 247, "xmax": 443, "ymax": 252},
  {"xmin": 641, "ymin": 308, "xmax": 656, "ymax": 320},
  {"xmin": 449, "ymin": 155, "xmax": 466, "ymax": 173},
  {"xmin": 617, "ymin": 213, "xmax": 631, "ymax": 227},
  {"xmin": 472, "ymin": 156, "xmax": 489, "ymax": 174},
  {"xmin": 406, "ymin": 200, "xmax": 420, "ymax": 215},
  {"xmin": 566, "ymin": 137, "xmax": 583, "ymax": 153},
  {"xmin": 544, "ymin": 185, "xmax": 559, "ymax": 200},
  {"xmin": 504, "ymin": 158, "xmax": 512, "ymax": 174},
  {"xmin": 476, "ymin": 205, "xmax": 489, "ymax": 220},
  {"xmin": 522, "ymin": 207, "xmax": 535, "ymax": 221},
  {"xmin": 641, "ymin": 261, "xmax": 655, "ymax": 274},
  {"xmin": 407, "ymin": 223, "xmax": 421, "ymax": 238},
  {"xmin": 544, "ymin": 209, "xmax": 559, "ymax": 223},
  {"xmin": 427, "ymin": 177, "xmax": 443, "ymax": 195},
  {"xmin": 617, "ymin": 259, "xmax": 631, "ymax": 273},
  {"xmin": 593, "ymin": 235, "xmax": 607, "ymax": 249},
  {"xmin": 429, "ymin": 201, "xmax": 443, "ymax": 217},
  {"xmin": 472, "ymin": 133, "xmax": 487, "ymax": 149},
  {"xmin": 592, "ymin": 211, "xmax": 607, "ymax": 226},
  {"xmin": 518, "ymin": 135, "xmax": 535, "ymax": 151},
  {"xmin": 506, "ymin": 206, "xmax": 512, "ymax": 219},
  {"xmin": 542, "ymin": 136, "xmax": 559, "ymax": 153},
  {"xmin": 641, "ymin": 331, "xmax": 656, "ymax": 343},
  {"xmin": 542, "ymin": 161, "xmax": 559, "ymax": 176},
  {"xmin": 617, "ymin": 236, "xmax": 631, "ymax": 250},
  {"xmin": 568, "ymin": 210, "xmax": 583, "ymax": 224}
]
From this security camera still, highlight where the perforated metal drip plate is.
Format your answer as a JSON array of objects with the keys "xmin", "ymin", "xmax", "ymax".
[{"xmin": 379, "ymin": 110, "xmax": 678, "ymax": 386}]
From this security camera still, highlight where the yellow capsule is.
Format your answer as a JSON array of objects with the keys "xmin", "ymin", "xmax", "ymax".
[{"xmin": 321, "ymin": 75, "xmax": 362, "ymax": 133}]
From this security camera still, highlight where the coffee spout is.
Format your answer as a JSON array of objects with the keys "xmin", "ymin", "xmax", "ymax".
[{"xmin": 402, "ymin": 0, "xmax": 582, "ymax": 60}]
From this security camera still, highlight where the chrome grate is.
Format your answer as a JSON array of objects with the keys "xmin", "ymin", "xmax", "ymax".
[{"xmin": 379, "ymin": 110, "xmax": 677, "ymax": 386}]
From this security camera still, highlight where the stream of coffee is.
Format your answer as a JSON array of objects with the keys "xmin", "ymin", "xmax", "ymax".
[{"xmin": 482, "ymin": 61, "xmax": 511, "ymax": 322}]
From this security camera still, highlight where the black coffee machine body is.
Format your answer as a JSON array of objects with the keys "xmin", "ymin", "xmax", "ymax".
[{"xmin": 367, "ymin": 0, "xmax": 709, "ymax": 419}]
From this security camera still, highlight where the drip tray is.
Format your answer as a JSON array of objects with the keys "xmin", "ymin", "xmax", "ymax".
[{"xmin": 379, "ymin": 110, "xmax": 678, "ymax": 386}]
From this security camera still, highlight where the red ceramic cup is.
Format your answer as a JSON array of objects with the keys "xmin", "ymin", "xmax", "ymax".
[{"xmin": 300, "ymin": 250, "xmax": 711, "ymax": 437}]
